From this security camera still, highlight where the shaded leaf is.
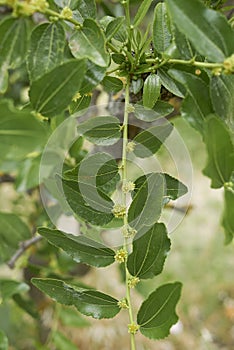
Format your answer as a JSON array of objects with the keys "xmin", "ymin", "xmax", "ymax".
[
  {"xmin": 203, "ymin": 116, "xmax": 234, "ymax": 188},
  {"xmin": 27, "ymin": 22, "xmax": 66, "ymax": 81},
  {"xmin": 134, "ymin": 101, "xmax": 173, "ymax": 122},
  {"xmin": 143, "ymin": 74, "xmax": 161, "ymax": 109},
  {"xmin": 169, "ymin": 69, "xmax": 213, "ymax": 133},
  {"xmin": 29, "ymin": 59, "xmax": 86, "ymax": 117},
  {"xmin": 210, "ymin": 75, "xmax": 234, "ymax": 128},
  {"xmin": 0, "ymin": 212, "xmax": 31, "ymax": 262},
  {"xmin": 127, "ymin": 223, "xmax": 171, "ymax": 279},
  {"xmin": 174, "ymin": 26, "xmax": 195, "ymax": 60},
  {"xmin": 133, "ymin": 0, "xmax": 153, "ymax": 27},
  {"xmin": 0, "ymin": 280, "xmax": 29, "ymax": 301},
  {"xmin": 77, "ymin": 116, "xmax": 121, "ymax": 145},
  {"xmin": 80, "ymin": 61, "xmax": 106, "ymax": 95},
  {"xmin": 133, "ymin": 173, "xmax": 188, "ymax": 202},
  {"xmin": 137, "ymin": 282, "xmax": 182, "ymax": 339},
  {"xmin": 158, "ymin": 66, "xmax": 185, "ymax": 98},
  {"xmin": 64, "ymin": 152, "xmax": 120, "ymax": 195},
  {"xmin": 133, "ymin": 121, "xmax": 173, "ymax": 157},
  {"xmin": 0, "ymin": 17, "xmax": 29, "ymax": 93},
  {"xmin": 61, "ymin": 174, "xmax": 114, "ymax": 226},
  {"xmin": 69, "ymin": 19, "xmax": 109, "ymax": 67},
  {"xmin": 0, "ymin": 100, "xmax": 49, "ymax": 163},
  {"xmin": 166, "ymin": 0, "xmax": 234, "ymax": 62},
  {"xmin": 15, "ymin": 155, "xmax": 41, "ymax": 191},
  {"xmin": 102, "ymin": 76, "xmax": 123, "ymax": 93},
  {"xmin": 153, "ymin": 2, "xmax": 172, "ymax": 54},
  {"xmin": 128, "ymin": 173, "xmax": 164, "ymax": 234},
  {"xmin": 32, "ymin": 278, "xmax": 120, "ymax": 319},
  {"xmin": 106, "ymin": 17, "xmax": 125, "ymax": 41},
  {"xmin": 38, "ymin": 227, "xmax": 115, "ymax": 267},
  {"xmin": 69, "ymin": 95, "xmax": 91, "ymax": 114}
]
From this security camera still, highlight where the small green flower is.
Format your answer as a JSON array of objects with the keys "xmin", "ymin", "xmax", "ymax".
[
  {"xmin": 126, "ymin": 141, "xmax": 135, "ymax": 153},
  {"xmin": 118, "ymin": 298, "xmax": 129, "ymax": 309},
  {"xmin": 112, "ymin": 204, "xmax": 126, "ymax": 218},
  {"xmin": 115, "ymin": 248, "xmax": 128, "ymax": 263},
  {"xmin": 128, "ymin": 323, "xmax": 139, "ymax": 334},
  {"xmin": 122, "ymin": 225, "xmax": 137, "ymax": 238},
  {"xmin": 223, "ymin": 54, "xmax": 234, "ymax": 74},
  {"xmin": 122, "ymin": 180, "xmax": 135, "ymax": 193},
  {"xmin": 128, "ymin": 276, "xmax": 140, "ymax": 288},
  {"xmin": 61, "ymin": 6, "xmax": 73, "ymax": 19}
]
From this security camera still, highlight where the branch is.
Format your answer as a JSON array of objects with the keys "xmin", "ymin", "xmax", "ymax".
[{"xmin": 7, "ymin": 235, "xmax": 43, "ymax": 269}]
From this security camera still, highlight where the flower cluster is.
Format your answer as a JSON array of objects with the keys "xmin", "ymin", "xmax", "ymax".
[
  {"xmin": 128, "ymin": 276, "xmax": 140, "ymax": 288},
  {"xmin": 112, "ymin": 204, "xmax": 126, "ymax": 218},
  {"xmin": 122, "ymin": 225, "xmax": 137, "ymax": 238},
  {"xmin": 114, "ymin": 248, "xmax": 128, "ymax": 263},
  {"xmin": 128, "ymin": 323, "xmax": 139, "ymax": 334},
  {"xmin": 122, "ymin": 180, "xmax": 135, "ymax": 193},
  {"xmin": 117, "ymin": 298, "xmax": 129, "ymax": 309}
]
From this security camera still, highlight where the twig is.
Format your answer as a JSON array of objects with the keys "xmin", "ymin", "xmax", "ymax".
[{"xmin": 7, "ymin": 235, "xmax": 43, "ymax": 269}]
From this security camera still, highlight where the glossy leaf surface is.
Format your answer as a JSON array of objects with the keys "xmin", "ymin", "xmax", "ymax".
[
  {"xmin": 38, "ymin": 227, "xmax": 115, "ymax": 267},
  {"xmin": 69, "ymin": 19, "xmax": 109, "ymax": 67},
  {"xmin": 29, "ymin": 60, "xmax": 86, "ymax": 117},
  {"xmin": 166, "ymin": 0, "xmax": 234, "ymax": 62},
  {"xmin": 77, "ymin": 116, "xmax": 121, "ymax": 145},
  {"xmin": 127, "ymin": 223, "xmax": 171, "ymax": 279},
  {"xmin": 203, "ymin": 116, "xmax": 234, "ymax": 188},
  {"xmin": 137, "ymin": 282, "xmax": 182, "ymax": 339},
  {"xmin": 32, "ymin": 278, "xmax": 120, "ymax": 319}
]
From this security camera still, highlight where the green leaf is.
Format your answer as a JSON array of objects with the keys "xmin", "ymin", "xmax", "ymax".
[
  {"xmin": 0, "ymin": 280, "xmax": 29, "ymax": 301},
  {"xmin": 64, "ymin": 152, "xmax": 120, "ymax": 196},
  {"xmin": 127, "ymin": 223, "xmax": 171, "ymax": 279},
  {"xmin": 0, "ymin": 212, "xmax": 31, "ymax": 262},
  {"xmin": 166, "ymin": 0, "xmax": 234, "ymax": 62},
  {"xmin": 158, "ymin": 66, "xmax": 185, "ymax": 98},
  {"xmin": 29, "ymin": 59, "xmax": 86, "ymax": 117},
  {"xmin": 32, "ymin": 278, "xmax": 120, "ymax": 319},
  {"xmin": 128, "ymin": 173, "xmax": 165, "ymax": 234},
  {"xmin": 69, "ymin": 95, "xmax": 91, "ymax": 114},
  {"xmin": 222, "ymin": 183, "xmax": 234, "ymax": 244},
  {"xmin": 61, "ymin": 167, "xmax": 114, "ymax": 226},
  {"xmin": 15, "ymin": 155, "xmax": 41, "ymax": 191},
  {"xmin": 106, "ymin": 17, "xmax": 125, "ymax": 41},
  {"xmin": 76, "ymin": 0, "xmax": 97, "ymax": 20},
  {"xmin": 143, "ymin": 74, "xmax": 161, "ymax": 109},
  {"xmin": 133, "ymin": 0, "xmax": 153, "ymax": 27},
  {"xmin": 0, "ymin": 100, "xmax": 49, "ymax": 163},
  {"xmin": 134, "ymin": 101, "xmax": 173, "ymax": 122},
  {"xmin": 133, "ymin": 173, "xmax": 188, "ymax": 202},
  {"xmin": 174, "ymin": 27, "xmax": 195, "ymax": 60},
  {"xmin": 112, "ymin": 53, "xmax": 126, "ymax": 65},
  {"xmin": 153, "ymin": 2, "xmax": 172, "ymax": 54},
  {"xmin": 69, "ymin": 19, "xmax": 109, "ymax": 67},
  {"xmin": 131, "ymin": 78, "xmax": 143, "ymax": 95},
  {"xmin": 102, "ymin": 76, "xmax": 123, "ymax": 94},
  {"xmin": 77, "ymin": 116, "xmax": 121, "ymax": 145},
  {"xmin": 137, "ymin": 282, "xmax": 182, "ymax": 339},
  {"xmin": 27, "ymin": 22, "xmax": 66, "ymax": 82},
  {"xmin": 0, "ymin": 17, "xmax": 29, "ymax": 93},
  {"xmin": 38, "ymin": 227, "xmax": 115, "ymax": 267},
  {"xmin": 80, "ymin": 61, "xmax": 106, "ymax": 95},
  {"xmin": 133, "ymin": 121, "xmax": 173, "ymax": 158},
  {"xmin": 52, "ymin": 331, "xmax": 79, "ymax": 350},
  {"xmin": 203, "ymin": 116, "xmax": 234, "ymax": 188},
  {"xmin": 0, "ymin": 330, "xmax": 8, "ymax": 350},
  {"xmin": 169, "ymin": 69, "xmax": 213, "ymax": 134},
  {"xmin": 210, "ymin": 75, "xmax": 234, "ymax": 127}
]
